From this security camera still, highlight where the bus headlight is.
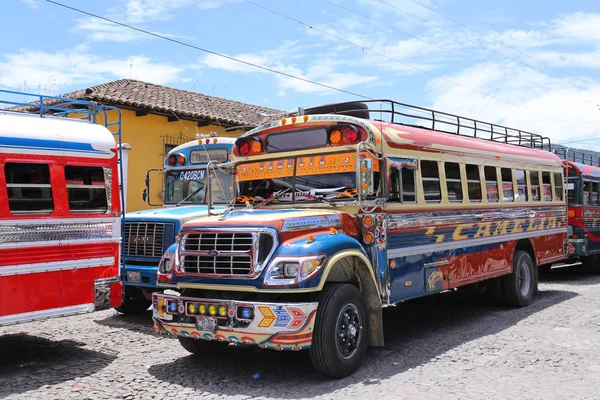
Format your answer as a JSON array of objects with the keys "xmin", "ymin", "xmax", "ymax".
[{"xmin": 264, "ymin": 256, "xmax": 325, "ymax": 286}]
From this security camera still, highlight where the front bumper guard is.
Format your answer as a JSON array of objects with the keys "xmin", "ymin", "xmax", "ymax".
[{"xmin": 152, "ymin": 292, "xmax": 318, "ymax": 351}]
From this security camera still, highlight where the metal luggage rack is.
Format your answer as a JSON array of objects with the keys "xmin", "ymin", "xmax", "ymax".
[
  {"xmin": 302, "ymin": 99, "xmax": 553, "ymax": 151},
  {"xmin": 553, "ymin": 146, "xmax": 600, "ymax": 167}
]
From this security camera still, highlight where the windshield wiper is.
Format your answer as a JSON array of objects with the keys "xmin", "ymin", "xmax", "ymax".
[
  {"xmin": 258, "ymin": 188, "xmax": 291, "ymax": 208},
  {"xmin": 176, "ymin": 183, "xmax": 205, "ymax": 206},
  {"xmin": 308, "ymin": 194, "xmax": 339, "ymax": 206}
]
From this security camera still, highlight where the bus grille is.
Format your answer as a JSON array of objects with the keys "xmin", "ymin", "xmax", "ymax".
[
  {"xmin": 180, "ymin": 231, "xmax": 273, "ymax": 276},
  {"xmin": 124, "ymin": 222, "xmax": 174, "ymax": 258}
]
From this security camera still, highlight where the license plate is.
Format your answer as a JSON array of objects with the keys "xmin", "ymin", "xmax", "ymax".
[
  {"xmin": 127, "ymin": 271, "xmax": 141, "ymax": 283},
  {"xmin": 195, "ymin": 316, "xmax": 218, "ymax": 334}
]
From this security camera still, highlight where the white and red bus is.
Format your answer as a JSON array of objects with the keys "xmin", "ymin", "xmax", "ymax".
[{"xmin": 0, "ymin": 90, "xmax": 123, "ymax": 326}]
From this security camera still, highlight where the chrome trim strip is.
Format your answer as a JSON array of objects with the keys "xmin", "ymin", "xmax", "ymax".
[
  {"xmin": 0, "ymin": 257, "xmax": 115, "ymax": 276},
  {"xmin": 387, "ymin": 227, "xmax": 567, "ymax": 259},
  {"xmin": 281, "ymin": 215, "xmax": 341, "ymax": 232},
  {"xmin": 0, "ymin": 220, "xmax": 118, "ymax": 245},
  {"xmin": 0, "ymin": 238, "xmax": 121, "ymax": 250},
  {"xmin": 0, "ymin": 304, "xmax": 95, "ymax": 326},
  {"xmin": 388, "ymin": 206, "xmax": 566, "ymax": 230}
]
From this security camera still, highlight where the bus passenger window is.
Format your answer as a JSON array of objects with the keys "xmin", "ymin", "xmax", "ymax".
[
  {"xmin": 501, "ymin": 168, "xmax": 514, "ymax": 202},
  {"xmin": 484, "ymin": 166, "xmax": 498, "ymax": 203},
  {"xmin": 542, "ymin": 171, "xmax": 552, "ymax": 201},
  {"xmin": 402, "ymin": 168, "xmax": 416, "ymax": 203},
  {"xmin": 530, "ymin": 171, "xmax": 540, "ymax": 201},
  {"xmin": 592, "ymin": 181, "xmax": 599, "ymax": 205},
  {"xmin": 65, "ymin": 166, "xmax": 108, "ymax": 213},
  {"xmin": 421, "ymin": 160, "xmax": 441, "ymax": 203},
  {"xmin": 553, "ymin": 172, "xmax": 563, "ymax": 201},
  {"xmin": 5, "ymin": 163, "xmax": 53, "ymax": 214},
  {"xmin": 444, "ymin": 162, "xmax": 463, "ymax": 202},
  {"xmin": 466, "ymin": 164, "xmax": 481, "ymax": 202},
  {"xmin": 516, "ymin": 170, "xmax": 528, "ymax": 201},
  {"xmin": 583, "ymin": 180, "xmax": 591, "ymax": 205}
]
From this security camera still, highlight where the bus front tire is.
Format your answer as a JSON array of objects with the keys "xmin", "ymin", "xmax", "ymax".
[
  {"xmin": 309, "ymin": 283, "xmax": 369, "ymax": 378},
  {"xmin": 178, "ymin": 337, "xmax": 229, "ymax": 355},
  {"xmin": 114, "ymin": 287, "xmax": 152, "ymax": 314},
  {"xmin": 501, "ymin": 250, "xmax": 536, "ymax": 307}
]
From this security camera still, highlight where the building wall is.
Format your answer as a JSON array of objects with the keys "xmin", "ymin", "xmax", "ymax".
[{"xmin": 106, "ymin": 109, "xmax": 243, "ymax": 212}]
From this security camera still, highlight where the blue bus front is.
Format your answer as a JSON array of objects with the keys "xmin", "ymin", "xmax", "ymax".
[{"xmin": 118, "ymin": 137, "xmax": 235, "ymax": 314}]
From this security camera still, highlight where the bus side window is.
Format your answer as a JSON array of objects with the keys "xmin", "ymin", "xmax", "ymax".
[
  {"xmin": 5, "ymin": 162, "xmax": 54, "ymax": 214},
  {"xmin": 389, "ymin": 167, "xmax": 416, "ymax": 203},
  {"xmin": 516, "ymin": 169, "xmax": 528, "ymax": 201},
  {"xmin": 553, "ymin": 172, "xmax": 564, "ymax": 202},
  {"xmin": 444, "ymin": 162, "xmax": 463, "ymax": 203},
  {"xmin": 583, "ymin": 180, "xmax": 591, "ymax": 205},
  {"xmin": 65, "ymin": 166, "xmax": 108, "ymax": 213},
  {"xmin": 421, "ymin": 160, "xmax": 441, "ymax": 203},
  {"xmin": 530, "ymin": 171, "xmax": 540, "ymax": 201},
  {"xmin": 466, "ymin": 164, "xmax": 481, "ymax": 202},
  {"xmin": 542, "ymin": 171, "xmax": 552, "ymax": 201},
  {"xmin": 484, "ymin": 166, "xmax": 498, "ymax": 203},
  {"xmin": 501, "ymin": 168, "xmax": 514, "ymax": 202},
  {"xmin": 592, "ymin": 181, "xmax": 599, "ymax": 206}
]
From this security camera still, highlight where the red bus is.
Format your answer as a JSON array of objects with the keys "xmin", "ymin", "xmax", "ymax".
[{"xmin": 0, "ymin": 90, "xmax": 123, "ymax": 326}]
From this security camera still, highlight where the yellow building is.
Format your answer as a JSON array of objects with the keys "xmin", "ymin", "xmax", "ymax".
[{"xmin": 63, "ymin": 79, "xmax": 282, "ymax": 212}]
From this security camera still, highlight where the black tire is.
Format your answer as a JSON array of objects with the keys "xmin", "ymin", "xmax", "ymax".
[
  {"xmin": 114, "ymin": 287, "xmax": 152, "ymax": 314},
  {"xmin": 309, "ymin": 284, "xmax": 369, "ymax": 378},
  {"xmin": 178, "ymin": 337, "xmax": 229, "ymax": 355},
  {"xmin": 501, "ymin": 250, "xmax": 536, "ymax": 307}
]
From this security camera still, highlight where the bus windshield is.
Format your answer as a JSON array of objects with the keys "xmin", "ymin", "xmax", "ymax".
[
  {"xmin": 164, "ymin": 168, "xmax": 233, "ymax": 205},
  {"xmin": 235, "ymin": 153, "xmax": 378, "ymax": 205}
]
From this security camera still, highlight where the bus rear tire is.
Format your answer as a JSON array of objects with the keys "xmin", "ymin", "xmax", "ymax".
[
  {"xmin": 501, "ymin": 250, "xmax": 536, "ymax": 307},
  {"xmin": 309, "ymin": 283, "xmax": 369, "ymax": 378},
  {"xmin": 178, "ymin": 337, "xmax": 229, "ymax": 355}
]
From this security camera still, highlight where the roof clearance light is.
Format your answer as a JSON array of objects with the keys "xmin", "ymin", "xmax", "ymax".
[
  {"xmin": 178, "ymin": 155, "xmax": 186, "ymax": 165},
  {"xmin": 329, "ymin": 129, "xmax": 342, "ymax": 144},
  {"xmin": 239, "ymin": 141, "xmax": 251, "ymax": 156},
  {"xmin": 168, "ymin": 155, "xmax": 177, "ymax": 166},
  {"xmin": 250, "ymin": 140, "xmax": 262, "ymax": 153},
  {"xmin": 342, "ymin": 127, "xmax": 359, "ymax": 143}
]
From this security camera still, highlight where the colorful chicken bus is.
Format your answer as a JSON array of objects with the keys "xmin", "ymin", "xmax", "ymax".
[
  {"xmin": 152, "ymin": 100, "xmax": 567, "ymax": 377},
  {"xmin": 118, "ymin": 136, "xmax": 235, "ymax": 313},
  {"xmin": 0, "ymin": 90, "xmax": 124, "ymax": 326},
  {"xmin": 554, "ymin": 148, "xmax": 600, "ymax": 267}
]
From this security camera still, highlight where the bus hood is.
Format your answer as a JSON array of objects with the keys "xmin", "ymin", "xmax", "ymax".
[
  {"xmin": 125, "ymin": 205, "xmax": 228, "ymax": 223},
  {"xmin": 182, "ymin": 208, "xmax": 360, "ymax": 236}
]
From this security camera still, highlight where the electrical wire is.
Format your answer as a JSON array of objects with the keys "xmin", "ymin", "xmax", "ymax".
[
  {"xmin": 405, "ymin": 0, "xmax": 600, "ymax": 94},
  {"xmin": 45, "ymin": 0, "xmax": 374, "ymax": 101},
  {"xmin": 378, "ymin": 0, "xmax": 600, "ymax": 97},
  {"xmin": 245, "ymin": 0, "xmax": 600, "ymax": 135},
  {"xmin": 326, "ymin": 0, "xmax": 597, "ymax": 108}
]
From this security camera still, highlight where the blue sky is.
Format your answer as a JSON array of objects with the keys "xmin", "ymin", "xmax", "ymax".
[{"xmin": 3, "ymin": 0, "xmax": 600, "ymax": 147}]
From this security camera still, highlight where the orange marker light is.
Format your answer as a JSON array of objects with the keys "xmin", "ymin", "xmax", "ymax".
[
  {"xmin": 363, "ymin": 216, "xmax": 374, "ymax": 227},
  {"xmin": 568, "ymin": 209, "xmax": 575, "ymax": 217},
  {"xmin": 330, "ymin": 228, "xmax": 337, "ymax": 234},
  {"xmin": 303, "ymin": 115, "xmax": 309, "ymax": 122},
  {"xmin": 361, "ymin": 181, "xmax": 367, "ymax": 191},
  {"xmin": 251, "ymin": 140, "xmax": 262, "ymax": 153},
  {"xmin": 364, "ymin": 232, "xmax": 374, "ymax": 244},
  {"xmin": 213, "ymin": 138, "xmax": 218, "ymax": 144},
  {"xmin": 178, "ymin": 155, "xmax": 186, "ymax": 165},
  {"xmin": 281, "ymin": 118, "xmax": 287, "ymax": 125},
  {"xmin": 306, "ymin": 235, "xmax": 314, "ymax": 244},
  {"xmin": 329, "ymin": 129, "xmax": 342, "ymax": 144},
  {"xmin": 390, "ymin": 261, "xmax": 396, "ymax": 269},
  {"xmin": 291, "ymin": 117, "xmax": 297, "ymax": 123},
  {"xmin": 496, "ymin": 154, "xmax": 501, "ymax": 159}
]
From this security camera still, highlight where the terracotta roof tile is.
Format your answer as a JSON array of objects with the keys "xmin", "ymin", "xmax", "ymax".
[{"xmin": 61, "ymin": 79, "xmax": 284, "ymax": 126}]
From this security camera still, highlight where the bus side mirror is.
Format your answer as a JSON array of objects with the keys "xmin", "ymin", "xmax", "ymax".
[
  {"xmin": 142, "ymin": 188, "xmax": 149, "ymax": 202},
  {"xmin": 358, "ymin": 157, "xmax": 374, "ymax": 198}
]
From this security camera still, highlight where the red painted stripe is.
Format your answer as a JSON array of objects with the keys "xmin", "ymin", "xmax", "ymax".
[{"xmin": 0, "ymin": 242, "xmax": 118, "ymax": 267}]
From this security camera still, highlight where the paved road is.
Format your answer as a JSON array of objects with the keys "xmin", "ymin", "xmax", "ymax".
[{"xmin": 1, "ymin": 265, "xmax": 600, "ymax": 400}]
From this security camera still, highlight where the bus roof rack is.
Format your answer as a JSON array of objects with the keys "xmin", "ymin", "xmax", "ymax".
[
  {"xmin": 554, "ymin": 146, "xmax": 600, "ymax": 167},
  {"xmin": 303, "ymin": 99, "xmax": 553, "ymax": 151}
]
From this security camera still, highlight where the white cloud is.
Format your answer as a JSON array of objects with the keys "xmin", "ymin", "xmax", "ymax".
[
  {"xmin": 0, "ymin": 48, "xmax": 183, "ymax": 94},
  {"xmin": 75, "ymin": 19, "xmax": 147, "ymax": 42},
  {"xmin": 550, "ymin": 13, "xmax": 600, "ymax": 42},
  {"xmin": 20, "ymin": 0, "xmax": 39, "ymax": 8}
]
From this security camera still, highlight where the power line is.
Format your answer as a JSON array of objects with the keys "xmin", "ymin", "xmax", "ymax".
[
  {"xmin": 245, "ymin": 0, "xmax": 600, "ymax": 135},
  {"xmin": 405, "ymin": 0, "xmax": 600, "ymax": 93},
  {"xmin": 326, "ymin": 0, "xmax": 598, "ymax": 108},
  {"xmin": 45, "ymin": 0, "xmax": 374, "ymax": 101},
  {"xmin": 377, "ymin": 0, "xmax": 600, "ymax": 97}
]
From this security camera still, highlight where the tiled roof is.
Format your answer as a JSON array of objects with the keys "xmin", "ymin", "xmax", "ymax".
[{"xmin": 61, "ymin": 79, "xmax": 284, "ymax": 126}]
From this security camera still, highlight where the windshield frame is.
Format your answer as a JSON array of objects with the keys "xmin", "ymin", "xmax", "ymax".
[
  {"xmin": 234, "ymin": 151, "xmax": 380, "ymax": 207},
  {"xmin": 163, "ymin": 167, "xmax": 234, "ymax": 205}
]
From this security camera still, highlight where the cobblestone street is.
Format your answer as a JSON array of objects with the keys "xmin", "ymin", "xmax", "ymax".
[{"xmin": 1, "ymin": 266, "xmax": 600, "ymax": 400}]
